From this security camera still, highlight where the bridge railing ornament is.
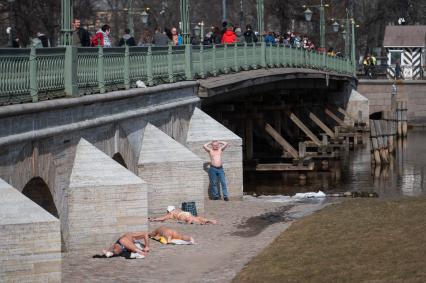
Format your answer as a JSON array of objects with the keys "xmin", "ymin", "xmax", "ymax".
[{"xmin": 0, "ymin": 44, "xmax": 354, "ymax": 105}]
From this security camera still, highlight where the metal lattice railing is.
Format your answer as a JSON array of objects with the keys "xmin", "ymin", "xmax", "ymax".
[{"xmin": 0, "ymin": 43, "xmax": 355, "ymax": 105}]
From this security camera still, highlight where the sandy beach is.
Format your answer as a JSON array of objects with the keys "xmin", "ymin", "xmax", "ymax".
[{"xmin": 63, "ymin": 197, "xmax": 331, "ymax": 283}]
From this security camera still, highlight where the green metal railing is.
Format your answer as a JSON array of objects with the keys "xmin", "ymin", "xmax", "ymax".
[{"xmin": 0, "ymin": 43, "xmax": 354, "ymax": 104}]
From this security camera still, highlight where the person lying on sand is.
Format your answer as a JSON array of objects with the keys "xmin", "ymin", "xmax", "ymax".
[
  {"xmin": 98, "ymin": 231, "xmax": 150, "ymax": 259},
  {"xmin": 149, "ymin": 226, "xmax": 194, "ymax": 245},
  {"xmin": 149, "ymin": 206, "xmax": 218, "ymax": 225}
]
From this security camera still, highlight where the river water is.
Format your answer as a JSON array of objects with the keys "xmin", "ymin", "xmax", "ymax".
[{"xmin": 244, "ymin": 129, "xmax": 426, "ymax": 198}]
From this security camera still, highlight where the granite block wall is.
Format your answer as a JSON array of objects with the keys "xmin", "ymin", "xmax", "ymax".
[{"xmin": 0, "ymin": 179, "xmax": 61, "ymax": 282}]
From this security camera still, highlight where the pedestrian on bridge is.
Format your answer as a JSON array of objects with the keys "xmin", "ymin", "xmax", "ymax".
[{"xmin": 221, "ymin": 24, "xmax": 237, "ymax": 44}]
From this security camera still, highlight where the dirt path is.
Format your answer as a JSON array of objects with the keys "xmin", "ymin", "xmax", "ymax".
[{"xmin": 63, "ymin": 197, "xmax": 330, "ymax": 283}]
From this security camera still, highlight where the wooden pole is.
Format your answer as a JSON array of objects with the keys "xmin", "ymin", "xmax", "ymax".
[
  {"xmin": 264, "ymin": 123, "xmax": 299, "ymax": 159},
  {"xmin": 402, "ymin": 101, "xmax": 408, "ymax": 137},
  {"xmin": 309, "ymin": 112, "xmax": 336, "ymax": 139},
  {"xmin": 397, "ymin": 101, "xmax": 402, "ymax": 137},
  {"xmin": 289, "ymin": 113, "xmax": 322, "ymax": 146},
  {"xmin": 370, "ymin": 120, "xmax": 381, "ymax": 165},
  {"xmin": 325, "ymin": 108, "xmax": 345, "ymax": 127},
  {"xmin": 374, "ymin": 120, "xmax": 389, "ymax": 164}
]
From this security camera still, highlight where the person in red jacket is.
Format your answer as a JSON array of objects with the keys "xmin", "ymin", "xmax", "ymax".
[{"xmin": 221, "ymin": 24, "xmax": 237, "ymax": 44}]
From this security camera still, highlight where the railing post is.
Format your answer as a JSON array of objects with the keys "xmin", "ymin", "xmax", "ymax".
[
  {"xmin": 199, "ymin": 44, "xmax": 205, "ymax": 78},
  {"xmin": 223, "ymin": 44, "xmax": 229, "ymax": 74},
  {"xmin": 64, "ymin": 45, "xmax": 78, "ymax": 96},
  {"xmin": 168, "ymin": 44, "xmax": 174, "ymax": 83},
  {"xmin": 289, "ymin": 46, "xmax": 293, "ymax": 67},
  {"xmin": 147, "ymin": 45, "xmax": 154, "ymax": 86},
  {"xmin": 283, "ymin": 45, "xmax": 286, "ymax": 66},
  {"xmin": 124, "ymin": 45, "xmax": 130, "ymax": 89},
  {"xmin": 260, "ymin": 41, "xmax": 267, "ymax": 68},
  {"xmin": 276, "ymin": 43, "xmax": 280, "ymax": 67},
  {"xmin": 184, "ymin": 44, "xmax": 194, "ymax": 80},
  {"xmin": 243, "ymin": 42, "xmax": 248, "ymax": 70},
  {"xmin": 97, "ymin": 45, "xmax": 105, "ymax": 94},
  {"xmin": 212, "ymin": 44, "xmax": 217, "ymax": 76},
  {"xmin": 268, "ymin": 42, "xmax": 273, "ymax": 67},
  {"xmin": 252, "ymin": 43, "xmax": 257, "ymax": 69},
  {"xmin": 233, "ymin": 43, "xmax": 238, "ymax": 72},
  {"xmin": 29, "ymin": 46, "xmax": 38, "ymax": 102}
]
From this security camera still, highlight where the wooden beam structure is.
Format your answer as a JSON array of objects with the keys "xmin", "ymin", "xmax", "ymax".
[
  {"xmin": 309, "ymin": 112, "xmax": 335, "ymax": 139},
  {"xmin": 264, "ymin": 123, "xmax": 298, "ymax": 159},
  {"xmin": 325, "ymin": 108, "xmax": 345, "ymax": 126},
  {"xmin": 289, "ymin": 113, "xmax": 321, "ymax": 146},
  {"xmin": 253, "ymin": 162, "xmax": 315, "ymax": 171},
  {"xmin": 337, "ymin": 107, "xmax": 356, "ymax": 121}
]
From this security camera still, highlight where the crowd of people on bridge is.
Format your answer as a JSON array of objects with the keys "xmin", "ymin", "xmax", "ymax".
[{"xmin": 16, "ymin": 17, "xmax": 345, "ymax": 57}]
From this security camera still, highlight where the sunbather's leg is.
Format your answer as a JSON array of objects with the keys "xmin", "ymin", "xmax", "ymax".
[
  {"xmin": 195, "ymin": 216, "xmax": 218, "ymax": 224},
  {"xmin": 172, "ymin": 230, "xmax": 193, "ymax": 242},
  {"xmin": 119, "ymin": 236, "xmax": 144, "ymax": 254}
]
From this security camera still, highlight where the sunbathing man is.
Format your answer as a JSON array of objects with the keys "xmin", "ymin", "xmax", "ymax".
[
  {"xmin": 149, "ymin": 206, "xmax": 218, "ymax": 225},
  {"xmin": 100, "ymin": 231, "xmax": 150, "ymax": 259},
  {"xmin": 149, "ymin": 226, "xmax": 194, "ymax": 244}
]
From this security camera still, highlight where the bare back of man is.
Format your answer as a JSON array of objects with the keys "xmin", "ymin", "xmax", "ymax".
[
  {"xmin": 149, "ymin": 207, "xmax": 218, "ymax": 224},
  {"xmin": 149, "ymin": 226, "xmax": 194, "ymax": 244}
]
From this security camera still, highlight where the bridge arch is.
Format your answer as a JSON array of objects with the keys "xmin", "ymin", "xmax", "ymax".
[
  {"xmin": 369, "ymin": 111, "xmax": 383, "ymax": 120},
  {"xmin": 112, "ymin": 152, "xmax": 128, "ymax": 168},
  {"xmin": 22, "ymin": 177, "xmax": 59, "ymax": 218}
]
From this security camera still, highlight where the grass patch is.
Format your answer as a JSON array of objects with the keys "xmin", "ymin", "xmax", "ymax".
[{"xmin": 233, "ymin": 197, "xmax": 426, "ymax": 283}]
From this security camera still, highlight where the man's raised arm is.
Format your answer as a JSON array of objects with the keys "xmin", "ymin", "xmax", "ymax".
[
  {"xmin": 219, "ymin": 141, "xmax": 229, "ymax": 151},
  {"xmin": 203, "ymin": 141, "xmax": 212, "ymax": 152}
]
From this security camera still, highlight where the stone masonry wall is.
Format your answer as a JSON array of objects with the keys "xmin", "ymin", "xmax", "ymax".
[
  {"xmin": 0, "ymin": 179, "xmax": 61, "ymax": 282},
  {"xmin": 186, "ymin": 108, "xmax": 243, "ymax": 200}
]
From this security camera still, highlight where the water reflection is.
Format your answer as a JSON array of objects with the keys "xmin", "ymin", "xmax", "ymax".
[{"xmin": 244, "ymin": 130, "xmax": 426, "ymax": 197}]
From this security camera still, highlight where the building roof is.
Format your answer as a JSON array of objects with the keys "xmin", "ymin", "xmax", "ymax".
[{"xmin": 383, "ymin": 25, "xmax": 426, "ymax": 47}]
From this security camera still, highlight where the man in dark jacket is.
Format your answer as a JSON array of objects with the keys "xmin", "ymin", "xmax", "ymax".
[
  {"xmin": 118, "ymin": 28, "xmax": 136, "ymax": 46},
  {"xmin": 72, "ymin": 18, "xmax": 91, "ymax": 47},
  {"xmin": 152, "ymin": 27, "xmax": 169, "ymax": 46},
  {"xmin": 244, "ymin": 24, "xmax": 258, "ymax": 44}
]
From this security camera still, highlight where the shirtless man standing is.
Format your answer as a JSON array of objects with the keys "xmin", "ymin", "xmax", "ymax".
[
  {"xmin": 203, "ymin": 140, "xmax": 229, "ymax": 201},
  {"xmin": 149, "ymin": 206, "xmax": 218, "ymax": 224}
]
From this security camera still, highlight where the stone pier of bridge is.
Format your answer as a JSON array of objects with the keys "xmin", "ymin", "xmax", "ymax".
[{"xmin": 0, "ymin": 68, "xmax": 368, "ymax": 281}]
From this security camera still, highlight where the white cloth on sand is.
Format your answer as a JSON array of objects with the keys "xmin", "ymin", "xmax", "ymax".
[
  {"xmin": 169, "ymin": 239, "xmax": 194, "ymax": 245},
  {"xmin": 293, "ymin": 191, "xmax": 326, "ymax": 199}
]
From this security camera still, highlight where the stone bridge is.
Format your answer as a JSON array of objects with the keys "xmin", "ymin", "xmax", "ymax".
[{"xmin": 0, "ymin": 44, "xmax": 360, "ymax": 281}]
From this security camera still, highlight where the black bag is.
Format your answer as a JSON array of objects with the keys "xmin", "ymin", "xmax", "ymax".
[{"xmin": 181, "ymin": 202, "xmax": 197, "ymax": 216}]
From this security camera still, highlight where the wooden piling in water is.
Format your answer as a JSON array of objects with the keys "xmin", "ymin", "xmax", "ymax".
[
  {"xmin": 402, "ymin": 101, "xmax": 408, "ymax": 137},
  {"xmin": 369, "ymin": 119, "xmax": 381, "ymax": 165},
  {"xmin": 397, "ymin": 101, "xmax": 403, "ymax": 137}
]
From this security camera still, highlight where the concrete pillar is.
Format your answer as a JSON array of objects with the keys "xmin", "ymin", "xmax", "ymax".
[
  {"xmin": 138, "ymin": 123, "xmax": 204, "ymax": 216},
  {"xmin": 67, "ymin": 138, "xmax": 147, "ymax": 251},
  {"xmin": 186, "ymin": 108, "xmax": 243, "ymax": 200},
  {"xmin": 347, "ymin": 89, "xmax": 369, "ymax": 126},
  {"xmin": 0, "ymin": 179, "xmax": 61, "ymax": 282}
]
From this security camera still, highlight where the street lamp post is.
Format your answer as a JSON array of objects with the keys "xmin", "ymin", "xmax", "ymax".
[
  {"xmin": 257, "ymin": 0, "xmax": 264, "ymax": 40},
  {"xmin": 128, "ymin": 0, "xmax": 149, "ymax": 36},
  {"xmin": 180, "ymin": 0, "xmax": 190, "ymax": 44},
  {"xmin": 303, "ymin": 1, "xmax": 329, "ymax": 53},
  {"xmin": 331, "ymin": 10, "xmax": 351, "ymax": 57},
  {"xmin": 128, "ymin": 0, "xmax": 134, "ymax": 36},
  {"xmin": 351, "ymin": 19, "xmax": 356, "ymax": 76},
  {"xmin": 7, "ymin": 0, "xmax": 16, "ymax": 47},
  {"xmin": 61, "ymin": 0, "xmax": 73, "ymax": 45}
]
